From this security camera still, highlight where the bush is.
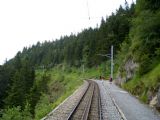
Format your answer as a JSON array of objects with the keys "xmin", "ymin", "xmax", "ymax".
[
  {"xmin": 1, "ymin": 106, "xmax": 32, "ymax": 120},
  {"xmin": 34, "ymin": 94, "xmax": 52, "ymax": 120}
]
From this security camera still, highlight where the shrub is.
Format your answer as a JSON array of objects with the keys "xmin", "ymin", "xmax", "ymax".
[{"xmin": 1, "ymin": 106, "xmax": 32, "ymax": 120}]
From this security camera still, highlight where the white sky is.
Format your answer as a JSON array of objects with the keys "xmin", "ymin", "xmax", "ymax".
[{"xmin": 0, "ymin": 0, "xmax": 135, "ymax": 65}]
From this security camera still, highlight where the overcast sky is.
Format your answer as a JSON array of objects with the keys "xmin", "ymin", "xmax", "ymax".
[{"xmin": 0, "ymin": 0, "xmax": 135, "ymax": 65}]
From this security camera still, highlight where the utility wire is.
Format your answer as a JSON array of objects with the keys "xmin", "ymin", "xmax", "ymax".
[{"xmin": 86, "ymin": 0, "xmax": 90, "ymax": 20}]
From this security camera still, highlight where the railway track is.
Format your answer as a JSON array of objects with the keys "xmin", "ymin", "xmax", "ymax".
[
  {"xmin": 42, "ymin": 80, "xmax": 127, "ymax": 120},
  {"xmin": 67, "ymin": 80, "xmax": 102, "ymax": 120}
]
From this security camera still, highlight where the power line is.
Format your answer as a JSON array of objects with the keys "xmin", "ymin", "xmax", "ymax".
[{"xmin": 86, "ymin": 0, "xmax": 90, "ymax": 20}]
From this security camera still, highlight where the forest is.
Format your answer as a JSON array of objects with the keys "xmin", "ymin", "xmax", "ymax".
[{"xmin": 0, "ymin": 0, "xmax": 160, "ymax": 119}]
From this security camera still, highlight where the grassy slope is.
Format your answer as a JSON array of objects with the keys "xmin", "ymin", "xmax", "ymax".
[
  {"xmin": 122, "ymin": 63, "xmax": 160, "ymax": 102},
  {"xmin": 34, "ymin": 66, "xmax": 101, "ymax": 120}
]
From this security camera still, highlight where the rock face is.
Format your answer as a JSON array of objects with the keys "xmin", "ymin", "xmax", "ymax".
[
  {"xmin": 150, "ymin": 88, "xmax": 160, "ymax": 110},
  {"xmin": 124, "ymin": 59, "xmax": 138, "ymax": 81},
  {"xmin": 150, "ymin": 95, "xmax": 158, "ymax": 107},
  {"xmin": 157, "ymin": 88, "xmax": 160, "ymax": 108},
  {"xmin": 115, "ymin": 58, "xmax": 138, "ymax": 85}
]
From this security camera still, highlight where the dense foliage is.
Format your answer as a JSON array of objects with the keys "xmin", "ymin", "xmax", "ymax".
[
  {"xmin": 117, "ymin": 0, "xmax": 160, "ymax": 103},
  {"xmin": 0, "ymin": 0, "xmax": 160, "ymax": 119},
  {"xmin": 129, "ymin": 0, "xmax": 160, "ymax": 75}
]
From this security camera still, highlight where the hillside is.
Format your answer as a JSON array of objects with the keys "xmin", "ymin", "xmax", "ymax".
[
  {"xmin": 0, "ymin": 0, "xmax": 160, "ymax": 119},
  {"xmin": 115, "ymin": 0, "xmax": 160, "ymax": 108}
]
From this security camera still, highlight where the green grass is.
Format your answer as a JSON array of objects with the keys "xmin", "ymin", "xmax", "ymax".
[
  {"xmin": 34, "ymin": 67, "xmax": 86, "ymax": 119},
  {"xmin": 123, "ymin": 63, "xmax": 160, "ymax": 103},
  {"xmin": 34, "ymin": 64, "xmax": 111, "ymax": 119}
]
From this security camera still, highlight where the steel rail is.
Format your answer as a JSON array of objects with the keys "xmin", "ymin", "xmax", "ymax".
[
  {"xmin": 67, "ymin": 81, "xmax": 102, "ymax": 120},
  {"xmin": 97, "ymin": 83, "xmax": 102, "ymax": 120},
  {"xmin": 67, "ymin": 81, "xmax": 91, "ymax": 120},
  {"xmin": 81, "ymin": 83, "xmax": 95, "ymax": 120}
]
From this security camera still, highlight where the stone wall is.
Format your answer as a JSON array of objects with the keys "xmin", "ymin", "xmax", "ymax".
[{"xmin": 115, "ymin": 58, "xmax": 138, "ymax": 85}]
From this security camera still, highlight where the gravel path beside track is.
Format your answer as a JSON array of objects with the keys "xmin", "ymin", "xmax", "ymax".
[
  {"xmin": 96, "ymin": 80, "xmax": 160, "ymax": 120},
  {"xmin": 96, "ymin": 80, "xmax": 123, "ymax": 120},
  {"xmin": 102, "ymin": 80, "xmax": 160, "ymax": 120}
]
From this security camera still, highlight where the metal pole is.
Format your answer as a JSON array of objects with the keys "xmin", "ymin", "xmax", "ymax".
[
  {"xmin": 111, "ymin": 45, "xmax": 113, "ymax": 79},
  {"xmin": 83, "ymin": 64, "xmax": 85, "ymax": 74},
  {"xmin": 82, "ymin": 64, "xmax": 85, "ymax": 78}
]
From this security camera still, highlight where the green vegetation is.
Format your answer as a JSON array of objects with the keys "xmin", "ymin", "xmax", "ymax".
[
  {"xmin": 34, "ymin": 67, "xmax": 84, "ymax": 119},
  {"xmin": 117, "ymin": 0, "xmax": 160, "ymax": 103},
  {"xmin": 0, "ymin": 61, "xmax": 106, "ymax": 120},
  {"xmin": 123, "ymin": 63, "xmax": 160, "ymax": 102},
  {"xmin": 0, "ymin": 104, "xmax": 32, "ymax": 120},
  {"xmin": 0, "ymin": 0, "xmax": 160, "ymax": 119},
  {"xmin": 32, "ymin": 66, "xmax": 102, "ymax": 119}
]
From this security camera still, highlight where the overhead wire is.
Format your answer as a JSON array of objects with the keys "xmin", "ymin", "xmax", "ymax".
[{"xmin": 86, "ymin": 0, "xmax": 90, "ymax": 20}]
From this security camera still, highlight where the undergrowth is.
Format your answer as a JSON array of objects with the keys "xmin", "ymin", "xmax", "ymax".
[
  {"xmin": 123, "ymin": 63, "xmax": 160, "ymax": 103},
  {"xmin": 34, "ymin": 65, "xmax": 102, "ymax": 119}
]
